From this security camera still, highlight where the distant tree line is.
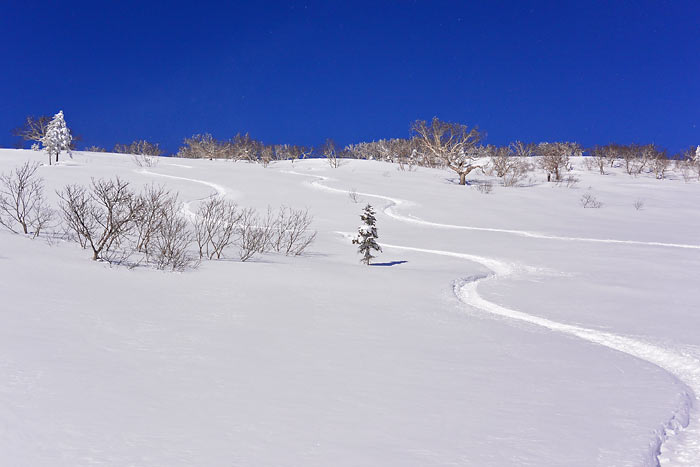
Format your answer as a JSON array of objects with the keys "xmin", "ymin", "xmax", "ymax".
[{"xmin": 10, "ymin": 113, "xmax": 700, "ymax": 185}]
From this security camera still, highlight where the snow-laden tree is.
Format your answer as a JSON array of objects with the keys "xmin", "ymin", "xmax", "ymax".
[
  {"xmin": 41, "ymin": 111, "xmax": 72, "ymax": 165},
  {"xmin": 352, "ymin": 204, "xmax": 382, "ymax": 265}
]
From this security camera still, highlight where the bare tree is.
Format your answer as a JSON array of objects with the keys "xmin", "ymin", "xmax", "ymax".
[
  {"xmin": 589, "ymin": 145, "xmax": 610, "ymax": 175},
  {"xmin": 322, "ymin": 138, "xmax": 343, "ymax": 168},
  {"xmin": 11, "ymin": 115, "xmax": 51, "ymax": 147},
  {"xmin": 0, "ymin": 162, "xmax": 53, "ymax": 237},
  {"xmin": 58, "ymin": 177, "xmax": 142, "ymax": 261},
  {"xmin": 650, "ymin": 149, "xmax": 670, "ymax": 179},
  {"xmin": 411, "ymin": 117, "xmax": 484, "ymax": 185},
  {"xmin": 194, "ymin": 197, "xmax": 242, "ymax": 259},
  {"xmin": 537, "ymin": 142, "xmax": 580, "ymax": 181}
]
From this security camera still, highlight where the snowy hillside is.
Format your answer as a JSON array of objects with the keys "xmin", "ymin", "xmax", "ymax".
[{"xmin": 1, "ymin": 148, "xmax": 700, "ymax": 466}]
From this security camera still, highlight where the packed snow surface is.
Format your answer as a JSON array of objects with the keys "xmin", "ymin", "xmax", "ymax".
[{"xmin": 1, "ymin": 149, "xmax": 700, "ymax": 466}]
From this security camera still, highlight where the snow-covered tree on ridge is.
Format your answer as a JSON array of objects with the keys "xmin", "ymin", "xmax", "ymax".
[
  {"xmin": 352, "ymin": 204, "xmax": 382, "ymax": 265},
  {"xmin": 41, "ymin": 110, "xmax": 72, "ymax": 166}
]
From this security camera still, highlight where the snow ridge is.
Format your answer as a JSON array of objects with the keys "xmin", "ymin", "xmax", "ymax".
[{"xmin": 292, "ymin": 170, "xmax": 700, "ymax": 466}]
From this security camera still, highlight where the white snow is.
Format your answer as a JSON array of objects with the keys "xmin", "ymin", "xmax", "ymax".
[{"xmin": 1, "ymin": 148, "xmax": 700, "ymax": 466}]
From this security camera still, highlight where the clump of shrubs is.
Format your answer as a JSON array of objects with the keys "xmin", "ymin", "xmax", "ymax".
[{"xmin": 0, "ymin": 163, "xmax": 316, "ymax": 272}]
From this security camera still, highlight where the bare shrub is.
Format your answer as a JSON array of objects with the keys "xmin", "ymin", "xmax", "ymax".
[
  {"xmin": 134, "ymin": 184, "xmax": 175, "ymax": 256},
  {"xmin": 348, "ymin": 188, "xmax": 360, "ymax": 203},
  {"xmin": 270, "ymin": 206, "xmax": 316, "ymax": 256},
  {"xmin": 194, "ymin": 197, "xmax": 242, "ymax": 259},
  {"xmin": 132, "ymin": 153, "xmax": 159, "ymax": 168},
  {"xmin": 476, "ymin": 180, "xmax": 493, "ymax": 194},
  {"xmin": 84, "ymin": 145, "xmax": 107, "ymax": 152},
  {"xmin": 323, "ymin": 138, "xmax": 345, "ymax": 168},
  {"xmin": 150, "ymin": 200, "xmax": 195, "ymax": 271},
  {"xmin": 555, "ymin": 174, "xmax": 580, "ymax": 188},
  {"xmin": 580, "ymin": 193, "xmax": 602, "ymax": 208},
  {"xmin": 633, "ymin": 199, "xmax": 644, "ymax": 210},
  {"xmin": 0, "ymin": 162, "xmax": 53, "ymax": 237},
  {"xmin": 58, "ymin": 177, "xmax": 142, "ymax": 261},
  {"xmin": 650, "ymin": 152, "xmax": 670, "ymax": 179},
  {"xmin": 114, "ymin": 140, "xmax": 163, "ymax": 157},
  {"xmin": 236, "ymin": 208, "xmax": 268, "ymax": 262}
]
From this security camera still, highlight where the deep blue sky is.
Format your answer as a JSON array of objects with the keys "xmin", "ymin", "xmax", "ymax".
[{"xmin": 1, "ymin": 0, "xmax": 698, "ymax": 154}]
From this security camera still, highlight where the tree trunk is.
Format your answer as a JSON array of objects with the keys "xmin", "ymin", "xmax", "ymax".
[
  {"xmin": 55, "ymin": 152, "xmax": 59, "ymax": 163},
  {"xmin": 459, "ymin": 173, "xmax": 467, "ymax": 185}
]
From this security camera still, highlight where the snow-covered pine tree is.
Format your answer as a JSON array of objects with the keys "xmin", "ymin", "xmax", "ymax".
[
  {"xmin": 352, "ymin": 204, "xmax": 382, "ymax": 265},
  {"xmin": 41, "ymin": 110, "xmax": 72, "ymax": 165}
]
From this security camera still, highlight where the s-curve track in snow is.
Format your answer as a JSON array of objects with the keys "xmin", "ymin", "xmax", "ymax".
[{"xmin": 287, "ymin": 170, "xmax": 700, "ymax": 467}]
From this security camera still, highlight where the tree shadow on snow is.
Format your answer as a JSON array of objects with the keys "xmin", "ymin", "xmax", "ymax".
[{"xmin": 371, "ymin": 260, "xmax": 408, "ymax": 267}]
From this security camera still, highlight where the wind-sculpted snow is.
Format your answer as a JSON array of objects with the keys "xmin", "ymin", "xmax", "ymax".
[{"xmin": 295, "ymin": 170, "xmax": 700, "ymax": 466}]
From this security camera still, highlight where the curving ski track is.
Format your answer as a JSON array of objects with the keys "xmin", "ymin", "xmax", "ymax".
[
  {"xmin": 288, "ymin": 170, "xmax": 700, "ymax": 466},
  {"xmin": 138, "ymin": 168, "xmax": 229, "ymax": 219}
]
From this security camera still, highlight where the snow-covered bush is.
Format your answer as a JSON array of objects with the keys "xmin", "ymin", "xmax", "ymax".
[
  {"xmin": 0, "ymin": 162, "xmax": 53, "ymax": 237},
  {"xmin": 41, "ymin": 110, "xmax": 72, "ymax": 165},
  {"xmin": 352, "ymin": 204, "xmax": 382, "ymax": 265}
]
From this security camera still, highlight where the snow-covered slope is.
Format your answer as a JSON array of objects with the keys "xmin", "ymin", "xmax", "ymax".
[{"xmin": 1, "ymin": 149, "xmax": 699, "ymax": 466}]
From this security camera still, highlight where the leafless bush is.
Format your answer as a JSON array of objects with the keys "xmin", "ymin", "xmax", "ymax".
[
  {"xmin": 134, "ymin": 184, "xmax": 173, "ymax": 256},
  {"xmin": 582, "ymin": 156, "xmax": 597, "ymax": 171},
  {"xmin": 270, "ymin": 206, "xmax": 316, "ymax": 256},
  {"xmin": 58, "ymin": 177, "xmax": 142, "ymax": 261},
  {"xmin": 476, "ymin": 180, "xmax": 493, "ymax": 194},
  {"xmin": 323, "ymin": 138, "xmax": 345, "ymax": 168},
  {"xmin": 236, "ymin": 208, "xmax": 269, "ymax": 261},
  {"xmin": 676, "ymin": 156, "xmax": 699, "ymax": 182},
  {"xmin": 651, "ymin": 153, "xmax": 670, "ymax": 179},
  {"xmin": 84, "ymin": 145, "xmax": 107, "ymax": 152},
  {"xmin": 555, "ymin": 174, "xmax": 580, "ymax": 188},
  {"xmin": 348, "ymin": 188, "xmax": 360, "ymax": 203},
  {"xmin": 150, "ymin": 200, "xmax": 195, "ymax": 271},
  {"xmin": 132, "ymin": 153, "xmax": 159, "ymax": 168},
  {"xmin": 194, "ymin": 197, "xmax": 242, "ymax": 259},
  {"xmin": 0, "ymin": 162, "xmax": 53, "ymax": 237},
  {"xmin": 114, "ymin": 140, "xmax": 163, "ymax": 157},
  {"xmin": 633, "ymin": 199, "xmax": 644, "ymax": 210},
  {"xmin": 580, "ymin": 193, "xmax": 602, "ymax": 208}
]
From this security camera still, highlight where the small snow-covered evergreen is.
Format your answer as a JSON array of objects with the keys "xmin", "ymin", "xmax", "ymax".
[
  {"xmin": 41, "ymin": 110, "xmax": 72, "ymax": 165},
  {"xmin": 352, "ymin": 204, "xmax": 382, "ymax": 265}
]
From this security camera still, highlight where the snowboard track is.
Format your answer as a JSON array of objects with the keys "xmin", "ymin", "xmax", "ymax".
[{"xmin": 287, "ymin": 170, "xmax": 700, "ymax": 467}]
